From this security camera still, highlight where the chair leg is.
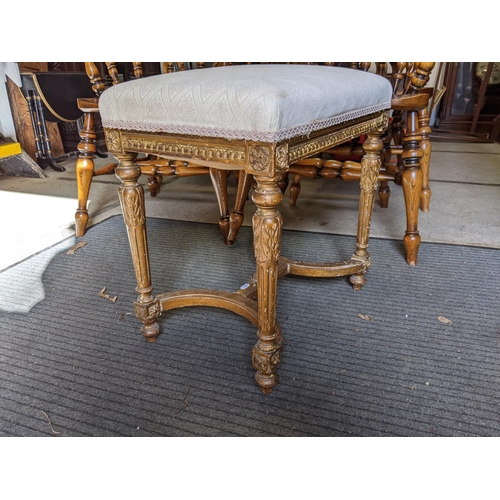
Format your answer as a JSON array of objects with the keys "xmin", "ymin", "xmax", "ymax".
[
  {"xmin": 289, "ymin": 174, "xmax": 302, "ymax": 206},
  {"xmin": 378, "ymin": 132, "xmax": 393, "ymax": 208},
  {"xmin": 147, "ymin": 174, "xmax": 163, "ymax": 197},
  {"xmin": 391, "ymin": 110, "xmax": 405, "ymax": 185},
  {"xmin": 115, "ymin": 152, "xmax": 160, "ymax": 343},
  {"xmin": 402, "ymin": 110, "xmax": 424, "ymax": 265},
  {"xmin": 209, "ymin": 168, "xmax": 230, "ymax": 244},
  {"xmin": 251, "ymin": 173, "xmax": 284, "ymax": 394},
  {"xmin": 419, "ymin": 107, "xmax": 432, "ymax": 212},
  {"xmin": 278, "ymin": 172, "xmax": 289, "ymax": 193},
  {"xmin": 350, "ymin": 131, "xmax": 383, "ymax": 289},
  {"xmin": 227, "ymin": 171, "xmax": 253, "ymax": 244},
  {"xmin": 75, "ymin": 111, "xmax": 97, "ymax": 237}
]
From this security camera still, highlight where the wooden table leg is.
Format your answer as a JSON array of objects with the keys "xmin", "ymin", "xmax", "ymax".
[
  {"xmin": 115, "ymin": 152, "xmax": 160, "ymax": 342},
  {"xmin": 350, "ymin": 131, "xmax": 383, "ymax": 289},
  {"xmin": 251, "ymin": 173, "xmax": 283, "ymax": 394},
  {"xmin": 401, "ymin": 110, "xmax": 424, "ymax": 266}
]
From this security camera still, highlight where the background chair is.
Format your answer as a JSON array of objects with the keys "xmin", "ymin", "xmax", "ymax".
[
  {"xmin": 75, "ymin": 62, "xmax": 250, "ymax": 244},
  {"xmin": 283, "ymin": 62, "xmax": 436, "ymax": 265}
]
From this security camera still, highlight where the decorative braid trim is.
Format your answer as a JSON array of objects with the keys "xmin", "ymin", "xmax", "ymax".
[{"xmin": 101, "ymin": 102, "xmax": 391, "ymax": 143}]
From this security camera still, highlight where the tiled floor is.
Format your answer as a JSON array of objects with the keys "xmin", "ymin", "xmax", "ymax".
[{"xmin": 1, "ymin": 140, "xmax": 499, "ymax": 271}]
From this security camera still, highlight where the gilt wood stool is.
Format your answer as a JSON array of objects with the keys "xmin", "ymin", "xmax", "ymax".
[{"xmin": 98, "ymin": 64, "xmax": 392, "ymax": 393}]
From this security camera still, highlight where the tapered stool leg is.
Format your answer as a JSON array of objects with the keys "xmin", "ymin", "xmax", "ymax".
[
  {"xmin": 350, "ymin": 131, "xmax": 383, "ymax": 289},
  {"xmin": 251, "ymin": 173, "xmax": 284, "ymax": 394},
  {"xmin": 115, "ymin": 152, "xmax": 160, "ymax": 342}
]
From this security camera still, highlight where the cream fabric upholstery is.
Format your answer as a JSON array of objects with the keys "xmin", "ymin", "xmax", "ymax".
[{"xmin": 99, "ymin": 64, "xmax": 392, "ymax": 142}]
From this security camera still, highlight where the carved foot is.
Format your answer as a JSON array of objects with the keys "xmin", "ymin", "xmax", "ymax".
[
  {"xmin": 218, "ymin": 216, "xmax": 230, "ymax": 244},
  {"xmin": 420, "ymin": 188, "xmax": 431, "ymax": 212},
  {"xmin": 252, "ymin": 339, "xmax": 283, "ymax": 394},
  {"xmin": 75, "ymin": 210, "xmax": 89, "ymax": 237},
  {"xmin": 142, "ymin": 322, "xmax": 160, "ymax": 342},
  {"xmin": 350, "ymin": 273, "xmax": 367, "ymax": 290},
  {"xmin": 289, "ymin": 182, "xmax": 300, "ymax": 206},
  {"xmin": 134, "ymin": 298, "xmax": 161, "ymax": 342},
  {"xmin": 404, "ymin": 233, "xmax": 420, "ymax": 266},
  {"xmin": 227, "ymin": 211, "xmax": 244, "ymax": 244}
]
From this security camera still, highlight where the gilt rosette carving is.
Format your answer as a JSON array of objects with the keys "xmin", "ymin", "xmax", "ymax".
[
  {"xmin": 105, "ymin": 130, "xmax": 121, "ymax": 152},
  {"xmin": 249, "ymin": 145, "xmax": 271, "ymax": 172}
]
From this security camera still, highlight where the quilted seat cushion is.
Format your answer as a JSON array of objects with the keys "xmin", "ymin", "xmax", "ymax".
[{"xmin": 99, "ymin": 64, "xmax": 392, "ymax": 143}]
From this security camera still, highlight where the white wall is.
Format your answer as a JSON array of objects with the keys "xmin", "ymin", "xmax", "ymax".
[{"xmin": 0, "ymin": 80, "xmax": 16, "ymax": 141}]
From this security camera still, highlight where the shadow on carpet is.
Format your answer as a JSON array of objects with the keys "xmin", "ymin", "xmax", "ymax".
[{"xmin": 1, "ymin": 215, "xmax": 499, "ymax": 436}]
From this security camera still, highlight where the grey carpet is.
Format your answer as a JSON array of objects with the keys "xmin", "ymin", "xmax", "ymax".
[{"xmin": 1, "ymin": 215, "xmax": 499, "ymax": 436}]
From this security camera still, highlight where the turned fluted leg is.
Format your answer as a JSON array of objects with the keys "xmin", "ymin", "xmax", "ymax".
[
  {"xmin": 419, "ymin": 107, "xmax": 432, "ymax": 212},
  {"xmin": 115, "ymin": 153, "xmax": 160, "ymax": 342},
  {"xmin": 209, "ymin": 168, "xmax": 230, "ymax": 243},
  {"xmin": 75, "ymin": 111, "xmax": 97, "ymax": 237},
  {"xmin": 251, "ymin": 174, "xmax": 283, "ymax": 394},
  {"xmin": 402, "ymin": 110, "xmax": 424, "ymax": 265},
  {"xmin": 350, "ymin": 131, "xmax": 383, "ymax": 289}
]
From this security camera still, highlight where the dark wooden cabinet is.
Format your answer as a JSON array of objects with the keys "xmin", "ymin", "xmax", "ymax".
[{"xmin": 433, "ymin": 62, "xmax": 500, "ymax": 142}]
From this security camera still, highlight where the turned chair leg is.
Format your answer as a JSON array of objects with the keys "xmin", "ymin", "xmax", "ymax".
[
  {"xmin": 289, "ymin": 174, "xmax": 302, "ymax": 206},
  {"xmin": 75, "ymin": 111, "xmax": 97, "ymax": 237},
  {"xmin": 209, "ymin": 168, "xmax": 230, "ymax": 244},
  {"xmin": 419, "ymin": 107, "xmax": 432, "ymax": 212},
  {"xmin": 401, "ymin": 110, "xmax": 424, "ymax": 265},
  {"xmin": 350, "ymin": 131, "xmax": 383, "ymax": 289},
  {"xmin": 227, "ymin": 171, "xmax": 253, "ymax": 244}
]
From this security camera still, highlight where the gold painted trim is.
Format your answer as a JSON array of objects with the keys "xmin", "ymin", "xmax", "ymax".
[
  {"xmin": 289, "ymin": 111, "xmax": 389, "ymax": 163},
  {"xmin": 104, "ymin": 110, "xmax": 389, "ymax": 172},
  {"xmin": 105, "ymin": 129, "xmax": 247, "ymax": 169}
]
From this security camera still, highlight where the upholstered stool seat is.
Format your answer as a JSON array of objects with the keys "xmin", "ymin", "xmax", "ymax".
[
  {"xmin": 98, "ymin": 64, "xmax": 392, "ymax": 393},
  {"xmin": 99, "ymin": 64, "xmax": 391, "ymax": 144}
]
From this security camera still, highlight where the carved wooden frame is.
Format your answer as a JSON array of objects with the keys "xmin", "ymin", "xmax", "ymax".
[{"xmin": 107, "ymin": 110, "xmax": 389, "ymax": 394}]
